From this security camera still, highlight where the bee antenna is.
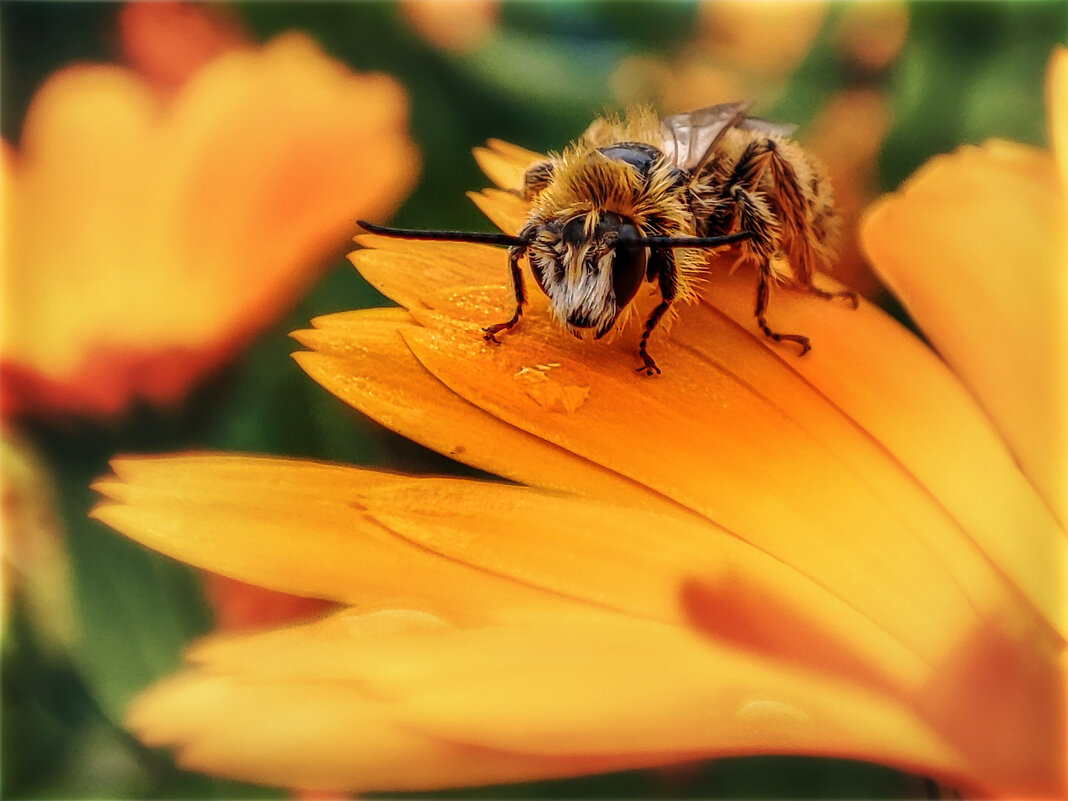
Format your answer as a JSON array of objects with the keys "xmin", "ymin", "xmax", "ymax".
[
  {"xmin": 620, "ymin": 231, "xmax": 753, "ymax": 249},
  {"xmin": 358, "ymin": 220, "xmax": 529, "ymax": 248}
]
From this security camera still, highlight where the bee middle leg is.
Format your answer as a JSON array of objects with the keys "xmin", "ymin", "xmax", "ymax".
[
  {"xmin": 483, "ymin": 246, "xmax": 527, "ymax": 344},
  {"xmin": 756, "ymin": 267, "xmax": 810, "ymax": 355}
]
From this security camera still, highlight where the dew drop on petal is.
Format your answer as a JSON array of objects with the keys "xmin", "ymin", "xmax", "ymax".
[
  {"xmin": 513, "ymin": 364, "xmax": 590, "ymax": 414},
  {"xmin": 733, "ymin": 698, "xmax": 812, "ymax": 726}
]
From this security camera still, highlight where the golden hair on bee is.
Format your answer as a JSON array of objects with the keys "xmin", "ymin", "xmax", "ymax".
[{"xmin": 360, "ymin": 102, "xmax": 856, "ymax": 375}]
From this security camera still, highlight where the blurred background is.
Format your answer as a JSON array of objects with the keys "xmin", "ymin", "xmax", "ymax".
[{"xmin": 2, "ymin": 2, "xmax": 1065, "ymax": 798}]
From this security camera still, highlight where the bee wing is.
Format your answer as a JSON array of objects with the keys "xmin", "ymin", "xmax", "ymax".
[{"xmin": 660, "ymin": 102, "xmax": 798, "ymax": 173}]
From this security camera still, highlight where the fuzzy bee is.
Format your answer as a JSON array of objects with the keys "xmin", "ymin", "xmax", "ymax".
[{"xmin": 360, "ymin": 102, "xmax": 856, "ymax": 375}]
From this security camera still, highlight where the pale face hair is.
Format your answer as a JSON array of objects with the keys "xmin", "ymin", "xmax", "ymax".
[{"xmin": 526, "ymin": 210, "xmax": 650, "ymax": 340}]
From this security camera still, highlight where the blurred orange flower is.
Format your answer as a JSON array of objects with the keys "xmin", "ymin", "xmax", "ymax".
[
  {"xmin": 118, "ymin": 1, "xmax": 247, "ymax": 94},
  {"xmin": 400, "ymin": 0, "xmax": 500, "ymax": 54},
  {"xmin": 90, "ymin": 49, "xmax": 1065, "ymax": 798},
  {"xmin": 1, "ymin": 11, "xmax": 418, "ymax": 420}
]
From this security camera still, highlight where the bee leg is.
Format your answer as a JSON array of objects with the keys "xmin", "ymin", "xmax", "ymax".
[
  {"xmin": 483, "ymin": 245, "xmax": 527, "ymax": 344},
  {"xmin": 635, "ymin": 252, "xmax": 678, "ymax": 376},
  {"xmin": 519, "ymin": 161, "xmax": 554, "ymax": 201},
  {"xmin": 755, "ymin": 267, "xmax": 811, "ymax": 355},
  {"xmin": 722, "ymin": 147, "xmax": 812, "ymax": 356},
  {"xmin": 807, "ymin": 285, "xmax": 859, "ymax": 309},
  {"xmin": 636, "ymin": 301, "xmax": 671, "ymax": 375}
]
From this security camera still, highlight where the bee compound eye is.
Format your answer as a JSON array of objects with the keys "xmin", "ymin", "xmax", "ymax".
[
  {"xmin": 612, "ymin": 223, "xmax": 648, "ymax": 309},
  {"xmin": 528, "ymin": 251, "xmax": 552, "ymax": 296}
]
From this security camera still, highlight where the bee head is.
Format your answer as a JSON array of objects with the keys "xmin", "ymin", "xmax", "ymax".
[
  {"xmin": 355, "ymin": 219, "xmax": 750, "ymax": 341},
  {"xmin": 527, "ymin": 210, "xmax": 648, "ymax": 339}
]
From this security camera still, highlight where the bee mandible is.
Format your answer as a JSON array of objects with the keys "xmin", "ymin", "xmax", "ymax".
[{"xmin": 360, "ymin": 102, "xmax": 856, "ymax": 375}]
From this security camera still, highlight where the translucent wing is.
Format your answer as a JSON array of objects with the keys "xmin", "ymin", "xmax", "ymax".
[{"xmin": 659, "ymin": 102, "xmax": 798, "ymax": 172}]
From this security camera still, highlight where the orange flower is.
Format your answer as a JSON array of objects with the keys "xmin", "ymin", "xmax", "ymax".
[
  {"xmin": 1, "ymin": 23, "xmax": 418, "ymax": 420},
  {"xmin": 91, "ymin": 50, "xmax": 1066, "ymax": 797}
]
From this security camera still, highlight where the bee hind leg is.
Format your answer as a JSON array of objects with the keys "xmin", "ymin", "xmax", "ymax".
[
  {"xmin": 756, "ymin": 267, "xmax": 810, "ymax": 356},
  {"xmin": 483, "ymin": 246, "xmax": 527, "ymax": 344},
  {"xmin": 807, "ymin": 285, "xmax": 859, "ymax": 309},
  {"xmin": 722, "ymin": 150, "xmax": 814, "ymax": 357}
]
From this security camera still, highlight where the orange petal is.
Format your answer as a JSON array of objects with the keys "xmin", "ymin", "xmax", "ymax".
[
  {"xmin": 697, "ymin": 264, "xmax": 1067, "ymax": 642},
  {"xmin": 291, "ymin": 308, "xmax": 663, "ymax": 507},
  {"xmin": 861, "ymin": 141, "xmax": 1067, "ymax": 528},
  {"xmin": 200, "ymin": 572, "xmax": 336, "ymax": 632},
  {"xmin": 382, "ymin": 283, "xmax": 1045, "ymax": 665},
  {"xmin": 683, "ymin": 577, "xmax": 1067, "ymax": 799}
]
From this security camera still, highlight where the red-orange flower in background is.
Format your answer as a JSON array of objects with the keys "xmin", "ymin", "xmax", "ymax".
[
  {"xmin": 1, "ymin": 6, "xmax": 418, "ymax": 420},
  {"xmin": 90, "ymin": 48, "xmax": 1066, "ymax": 799}
]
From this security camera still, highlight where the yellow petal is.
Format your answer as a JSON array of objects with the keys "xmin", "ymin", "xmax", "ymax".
[
  {"xmin": 93, "ymin": 451, "xmax": 927, "ymax": 694},
  {"xmin": 358, "ymin": 478, "xmax": 928, "ymax": 688},
  {"xmin": 349, "ymin": 233, "xmax": 545, "ymax": 319},
  {"xmin": 91, "ymin": 454, "xmax": 551, "ymax": 621},
  {"xmin": 129, "ymin": 669, "xmax": 647, "ymax": 792},
  {"xmin": 468, "ymin": 186, "xmax": 531, "ymax": 235},
  {"xmin": 130, "ymin": 607, "xmax": 976, "ymax": 794},
  {"xmin": 862, "ymin": 140, "xmax": 1068, "ymax": 528},
  {"xmin": 472, "ymin": 138, "xmax": 543, "ymax": 190}
]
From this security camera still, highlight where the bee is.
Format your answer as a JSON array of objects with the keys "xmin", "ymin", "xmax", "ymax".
[{"xmin": 360, "ymin": 102, "xmax": 856, "ymax": 375}]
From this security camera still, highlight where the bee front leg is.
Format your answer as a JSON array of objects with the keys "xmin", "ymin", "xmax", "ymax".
[
  {"xmin": 483, "ymin": 245, "xmax": 527, "ymax": 344},
  {"xmin": 635, "ymin": 252, "xmax": 677, "ymax": 376}
]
